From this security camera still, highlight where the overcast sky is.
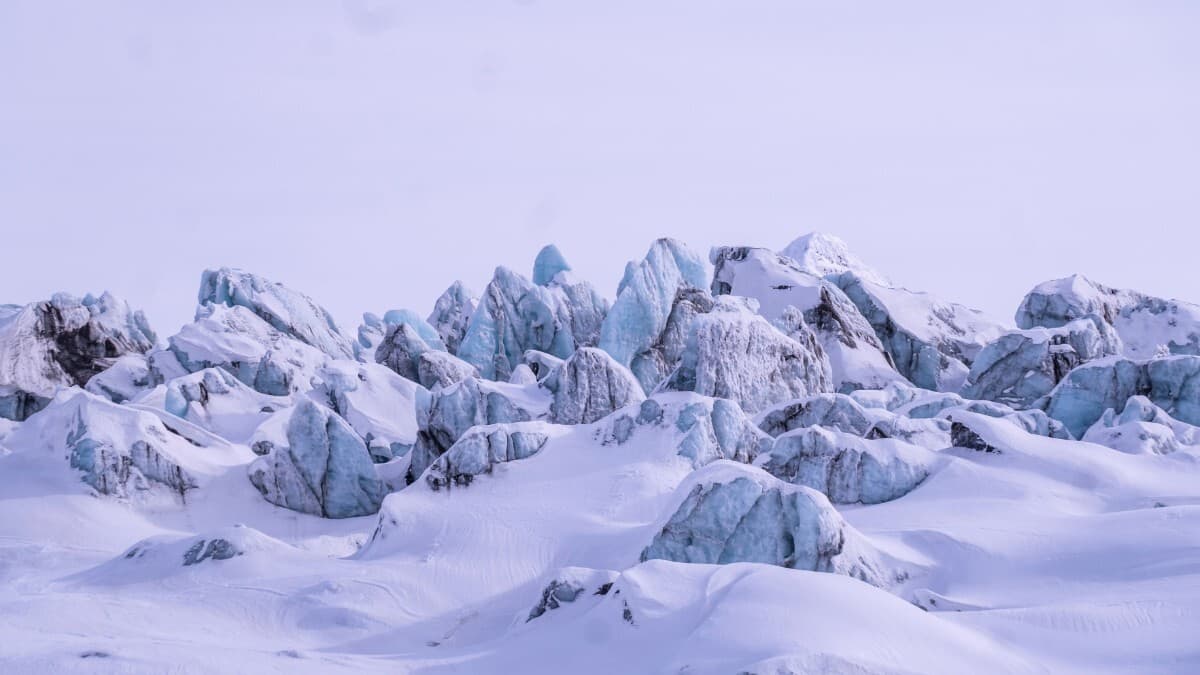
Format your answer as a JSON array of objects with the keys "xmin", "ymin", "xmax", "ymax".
[{"xmin": 2, "ymin": 1, "xmax": 1197, "ymax": 337}]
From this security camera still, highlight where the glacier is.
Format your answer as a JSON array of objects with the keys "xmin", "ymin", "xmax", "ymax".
[{"xmin": 3, "ymin": 234, "xmax": 1200, "ymax": 673}]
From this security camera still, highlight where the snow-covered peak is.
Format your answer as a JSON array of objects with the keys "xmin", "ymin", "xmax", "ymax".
[{"xmin": 780, "ymin": 232, "xmax": 891, "ymax": 287}]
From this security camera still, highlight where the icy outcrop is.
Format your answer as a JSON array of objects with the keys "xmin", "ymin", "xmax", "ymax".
[
  {"xmin": 546, "ymin": 347, "xmax": 645, "ymax": 425},
  {"xmin": 0, "ymin": 385, "xmax": 49, "ymax": 422},
  {"xmin": 832, "ymin": 272, "xmax": 1003, "ymax": 392},
  {"xmin": 372, "ymin": 310, "xmax": 448, "ymax": 382},
  {"xmin": 780, "ymin": 232, "xmax": 891, "ymax": 287},
  {"xmin": 1044, "ymin": 356, "xmax": 1200, "ymax": 438},
  {"xmin": 1016, "ymin": 275, "xmax": 1200, "ymax": 358},
  {"xmin": 167, "ymin": 304, "xmax": 328, "ymax": 396},
  {"xmin": 893, "ymin": 391, "xmax": 1070, "ymax": 440},
  {"xmin": 6, "ymin": 391, "xmax": 197, "ymax": 497},
  {"xmin": 247, "ymin": 399, "xmax": 385, "ymax": 518},
  {"xmin": 427, "ymin": 281, "xmax": 478, "ymax": 356},
  {"xmin": 525, "ymin": 567, "xmax": 619, "ymax": 622},
  {"xmin": 416, "ymin": 350, "xmax": 478, "ymax": 390},
  {"xmin": 311, "ymin": 361, "xmax": 424, "ymax": 463},
  {"xmin": 758, "ymin": 427, "xmax": 936, "ymax": 504},
  {"xmin": 709, "ymin": 246, "xmax": 902, "ymax": 392},
  {"xmin": 0, "ymin": 293, "xmax": 157, "ymax": 418},
  {"xmin": 1082, "ymin": 396, "xmax": 1199, "ymax": 455},
  {"xmin": 641, "ymin": 463, "xmax": 889, "ymax": 587},
  {"xmin": 963, "ymin": 315, "xmax": 1122, "ymax": 408},
  {"xmin": 408, "ymin": 377, "xmax": 551, "ymax": 481},
  {"xmin": 662, "ymin": 297, "xmax": 831, "ymax": 413},
  {"xmin": 198, "ymin": 267, "xmax": 353, "ymax": 359},
  {"xmin": 756, "ymin": 393, "xmax": 875, "ymax": 437},
  {"xmin": 424, "ymin": 422, "xmax": 553, "ymax": 490},
  {"xmin": 458, "ymin": 251, "xmax": 608, "ymax": 381},
  {"xmin": 598, "ymin": 239, "xmax": 710, "ymax": 392},
  {"xmin": 596, "ymin": 393, "xmax": 773, "ymax": 467}
]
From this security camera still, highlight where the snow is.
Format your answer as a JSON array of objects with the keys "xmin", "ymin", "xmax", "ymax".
[
  {"xmin": 5, "ymin": 236, "xmax": 1200, "ymax": 673},
  {"xmin": 780, "ymin": 231, "xmax": 892, "ymax": 287}
]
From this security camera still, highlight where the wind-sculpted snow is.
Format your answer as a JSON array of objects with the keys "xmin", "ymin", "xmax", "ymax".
[
  {"xmin": 598, "ymin": 238, "xmax": 710, "ymax": 392},
  {"xmin": 6, "ymin": 391, "xmax": 196, "ymax": 498},
  {"xmin": 1081, "ymin": 396, "xmax": 1200, "ymax": 455},
  {"xmin": 85, "ymin": 354, "xmax": 156, "ymax": 404},
  {"xmin": 427, "ymin": 281, "xmax": 478, "ymax": 356},
  {"xmin": 0, "ymin": 292, "xmax": 156, "ymax": 418},
  {"xmin": 546, "ymin": 347, "xmax": 645, "ymax": 424},
  {"xmin": 167, "ymin": 303, "xmax": 327, "ymax": 396},
  {"xmin": 662, "ymin": 296, "xmax": 832, "ymax": 413},
  {"xmin": 408, "ymin": 376, "xmax": 551, "ymax": 481},
  {"xmin": 458, "ymin": 252, "xmax": 608, "ymax": 381},
  {"xmin": 641, "ymin": 462, "xmax": 891, "ymax": 586},
  {"xmin": 312, "ymin": 361, "xmax": 424, "ymax": 463},
  {"xmin": 415, "ymin": 349, "xmax": 478, "ymax": 390},
  {"xmin": 597, "ymin": 393, "xmax": 772, "ymax": 467},
  {"xmin": 780, "ymin": 232, "xmax": 892, "ymax": 287},
  {"xmin": 895, "ymin": 390, "xmax": 1070, "ymax": 439},
  {"xmin": 424, "ymin": 422, "xmax": 554, "ymax": 490},
  {"xmin": 833, "ymin": 271, "xmax": 1003, "ymax": 392},
  {"xmin": 709, "ymin": 245, "xmax": 903, "ymax": 392},
  {"xmin": 198, "ymin": 267, "xmax": 354, "ymax": 360},
  {"xmin": 759, "ymin": 426, "xmax": 936, "ymax": 504},
  {"xmin": 247, "ymin": 398, "xmax": 385, "ymax": 518},
  {"xmin": 1017, "ymin": 274, "xmax": 1200, "ymax": 358},
  {"xmin": 1044, "ymin": 355, "xmax": 1200, "ymax": 438},
  {"xmin": 136, "ymin": 367, "xmax": 288, "ymax": 443},
  {"xmin": 963, "ymin": 315, "xmax": 1122, "ymax": 407}
]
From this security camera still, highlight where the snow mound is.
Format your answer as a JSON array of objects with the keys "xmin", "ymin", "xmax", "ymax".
[
  {"xmin": 73, "ymin": 525, "xmax": 303, "ymax": 585},
  {"xmin": 780, "ymin": 232, "xmax": 892, "ymax": 287},
  {"xmin": 5, "ymin": 390, "xmax": 203, "ymax": 498}
]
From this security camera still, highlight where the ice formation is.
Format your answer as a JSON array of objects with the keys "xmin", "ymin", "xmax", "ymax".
[
  {"xmin": 0, "ymin": 293, "xmax": 156, "ymax": 419},
  {"xmin": 247, "ymin": 398, "xmax": 385, "ymax": 518},
  {"xmin": 661, "ymin": 296, "xmax": 832, "ymax": 413},
  {"xmin": 546, "ymin": 347, "xmax": 645, "ymax": 424},
  {"xmin": 641, "ymin": 462, "xmax": 890, "ymax": 586},
  {"xmin": 424, "ymin": 422, "xmax": 554, "ymax": 490},
  {"xmin": 198, "ymin": 267, "xmax": 354, "ymax": 360},
  {"xmin": 6, "ymin": 390, "xmax": 197, "ymax": 497},
  {"xmin": 758, "ymin": 426, "xmax": 936, "ymax": 504},
  {"xmin": 598, "ymin": 238, "xmax": 710, "ymax": 392},
  {"xmin": 1044, "ymin": 355, "xmax": 1200, "ymax": 437},
  {"xmin": 963, "ymin": 315, "xmax": 1122, "ymax": 407},
  {"xmin": 458, "ymin": 250, "xmax": 608, "ymax": 381},
  {"xmin": 427, "ymin": 281, "xmax": 479, "ymax": 356},
  {"xmin": 709, "ymin": 245, "xmax": 903, "ymax": 392}
]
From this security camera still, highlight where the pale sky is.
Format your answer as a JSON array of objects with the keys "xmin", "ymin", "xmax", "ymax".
[{"xmin": 2, "ymin": 1, "xmax": 1198, "ymax": 338}]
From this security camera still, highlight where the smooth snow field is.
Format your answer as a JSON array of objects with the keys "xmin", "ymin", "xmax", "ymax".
[{"xmin": 3, "ymin": 238, "xmax": 1200, "ymax": 674}]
